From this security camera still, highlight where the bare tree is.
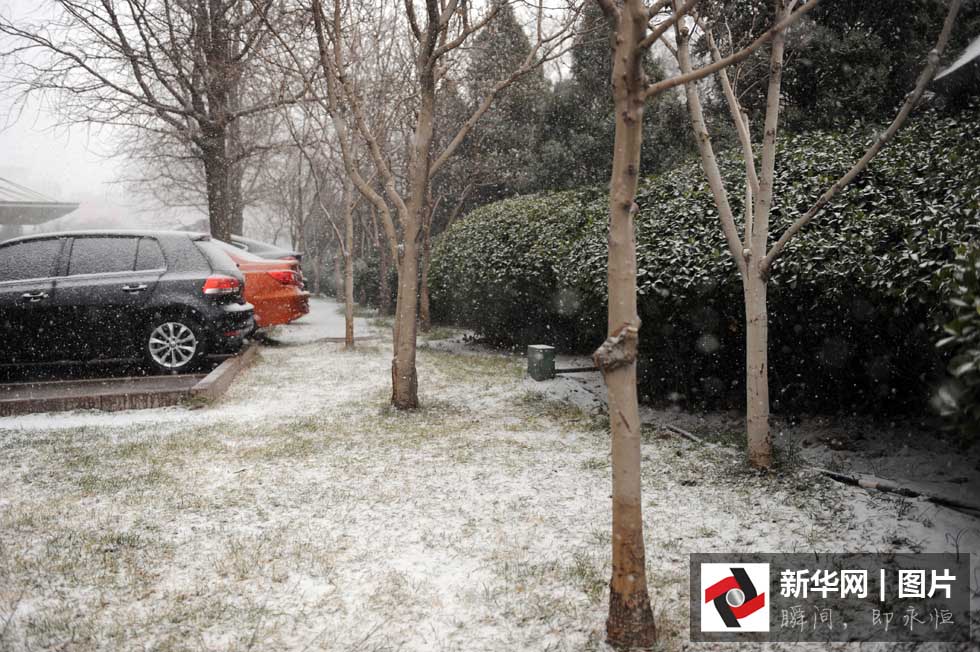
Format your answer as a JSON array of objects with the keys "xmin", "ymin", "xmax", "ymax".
[
  {"xmin": 277, "ymin": 103, "xmax": 362, "ymax": 348},
  {"xmin": 591, "ymin": 0, "xmax": 819, "ymax": 646},
  {"xmin": 115, "ymin": 106, "xmax": 283, "ymax": 235},
  {"xmin": 673, "ymin": 0, "xmax": 962, "ymax": 468},
  {"xmin": 0, "ymin": 0, "xmax": 305, "ymax": 240},
  {"xmin": 301, "ymin": 0, "xmax": 581, "ymax": 409}
]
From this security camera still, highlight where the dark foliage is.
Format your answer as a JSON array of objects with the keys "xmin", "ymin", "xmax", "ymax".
[
  {"xmin": 532, "ymin": 3, "xmax": 694, "ymax": 190},
  {"xmin": 699, "ymin": 0, "xmax": 980, "ymax": 131},
  {"xmin": 935, "ymin": 244, "xmax": 980, "ymax": 438},
  {"xmin": 353, "ymin": 251, "xmax": 397, "ymax": 314},
  {"xmin": 430, "ymin": 107, "xmax": 980, "ymax": 417}
]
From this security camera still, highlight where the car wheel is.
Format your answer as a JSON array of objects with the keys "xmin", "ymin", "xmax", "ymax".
[{"xmin": 143, "ymin": 317, "xmax": 206, "ymax": 374}]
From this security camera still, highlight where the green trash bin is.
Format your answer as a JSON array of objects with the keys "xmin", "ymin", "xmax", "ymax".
[{"xmin": 527, "ymin": 344, "xmax": 556, "ymax": 381}]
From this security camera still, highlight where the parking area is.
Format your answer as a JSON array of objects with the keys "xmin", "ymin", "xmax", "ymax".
[
  {"xmin": 0, "ymin": 297, "xmax": 368, "ymax": 418},
  {"xmin": 0, "ymin": 357, "xmax": 222, "ymax": 384},
  {"xmin": 0, "ymin": 348, "xmax": 257, "ymax": 417}
]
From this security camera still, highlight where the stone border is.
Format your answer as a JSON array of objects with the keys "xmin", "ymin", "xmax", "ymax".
[{"xmin": 0, "ymin": 343, "xmax": 257, "ymax": 416}]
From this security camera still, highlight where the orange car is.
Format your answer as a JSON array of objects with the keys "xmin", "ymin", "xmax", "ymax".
[{"xmin": 214, "ymin": 240, "xmax": 309, "ymax": 327}]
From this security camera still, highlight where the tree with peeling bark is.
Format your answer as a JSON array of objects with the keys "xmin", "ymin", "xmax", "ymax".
[
  {"xmin": 300, "ymin": 0, "xmax": 581, "ymax": 410},
  {"xmin": 0, "ymin": 0, "xmax": 305, "ymax": 241},
  {"xmin": 591, "ymin": 0, "xmax": 823, "ymax": 646},
  {"xmin": 671, "ymin": 0, "xmax": 963, "ymax": 468}
]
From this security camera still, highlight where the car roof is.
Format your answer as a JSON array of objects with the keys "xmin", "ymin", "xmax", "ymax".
[
  {"xmin": 230, "ymin": 234, "xmax": 300, "ymax": 256},
  {"xmin": 0, "ymin": 229, "xmax": 209, "ymax": 246},
  {"xmin": 212, "ymin": 238, "xmax": 270, "ymax": 263}
]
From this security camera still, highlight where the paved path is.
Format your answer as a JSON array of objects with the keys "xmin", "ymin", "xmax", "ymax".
[{"xmin": 269, "ymin": 296, "xmax": 376, "ymax": 345}]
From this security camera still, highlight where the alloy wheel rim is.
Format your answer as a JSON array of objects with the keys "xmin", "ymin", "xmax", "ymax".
[{"xmin": 148, "ymin": 322, "xmax": 197, "ymax": 369}]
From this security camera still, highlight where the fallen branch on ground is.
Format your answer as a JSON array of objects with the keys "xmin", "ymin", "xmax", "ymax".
[
  {"xmin": 661, "ymin": 424, "xmax": 980, "ymax": 517},
  {"xmin": 815, "ymin": 467, "xmax": 980, "ymax": 517},
  {"xmin": 665, "ymin": 424, "xmax": 708, "ymax": 445}
]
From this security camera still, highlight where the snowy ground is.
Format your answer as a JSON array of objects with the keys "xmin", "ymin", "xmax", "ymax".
[
  {"xmin": 0, "ymin": 298, "xmax": 977, "ymax": 651},
  {"xmin": 263, "ymin": 296, "xmax": 377, "ymax": 345}
]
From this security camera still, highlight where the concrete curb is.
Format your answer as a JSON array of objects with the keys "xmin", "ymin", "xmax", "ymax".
[
  {"xmin": 0, "ymin": 343, "xmax": 258, "ymax": 417},
  {"xmin": 190, "ymin": 342, "xmax": 259, "ymax": 401}
]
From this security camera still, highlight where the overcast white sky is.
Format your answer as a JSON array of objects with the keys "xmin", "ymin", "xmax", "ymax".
[
  {"xmin": 0, "ymin": 94, "xmax": 124, "ymax": 205},
  {"xmin": 0, "ymin": 0, "xmax": 123, "ymax": 202},
  {"xmin": 0, "ymin": 0, "xmax": 198, "ymax": 231}
]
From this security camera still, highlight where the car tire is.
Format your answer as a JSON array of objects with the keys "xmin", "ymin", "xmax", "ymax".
[{"xmin": 143, "ymin": 316, "xmax": 207, "ymax": 374}]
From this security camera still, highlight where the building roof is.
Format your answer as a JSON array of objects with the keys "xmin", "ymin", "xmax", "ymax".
[{"xmin": 0, "ymin": 177, "xmax": 79, "ymax": 225}]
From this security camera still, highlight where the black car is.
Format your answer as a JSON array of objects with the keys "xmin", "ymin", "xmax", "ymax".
[{"xmin": 0, "ymin": 230, "xmax": 255, "ymax": 373}]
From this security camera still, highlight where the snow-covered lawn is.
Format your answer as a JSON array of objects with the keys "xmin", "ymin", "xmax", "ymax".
[{"xmin": 0, "ymin": 299, "xmax": 975, "ymax": 651}]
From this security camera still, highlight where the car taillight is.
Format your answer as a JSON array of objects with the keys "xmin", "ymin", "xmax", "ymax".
[
  {"xmin": 203, "ymin": 275, "xmax": 241, "ymax": 295},
  {"xmin": 267, "ymin": 270, "xmax": 300, "ymax": 286}
]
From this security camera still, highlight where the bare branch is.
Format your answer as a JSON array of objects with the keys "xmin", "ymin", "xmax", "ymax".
[
  {"xmin": 644, "ymin": 0, "xmax": 819, "ymax": 99},
  {"xmin": 674, "ymin": 3, "xmax": 745, "ymax": 276},
  {"xmin": 763, "ymin": 0, "xmax": 963, "ymax": 269},
  {"xmin": 638, "ymin": 0, "xmax": 697, "ymax": 50}
]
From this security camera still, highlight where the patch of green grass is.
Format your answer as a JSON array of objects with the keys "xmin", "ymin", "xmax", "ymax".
[
  {"xmin": 62, "ymin": 446, "xmax": 101, "ymax": 472},
  {"xmin": 370, "ymin": 315, "xmax": 394, "ymax": 331},
  {"xmin": 580, "ymin": 456, "xmax": 609, "ymax": 472},
  {"xmin": 704, "ymin": 429, "xmax": 746, "ymax": 449},
  {"xmin": 589, "ymin": 526, "xmax": 610, "ymax": 548},
  {"xmin": 113, "ymin": 439, "xmax": 156, "ymax": 460},
  {"xmin": 76, "ymin": 466, "xmax": 174, "ymax": 497},
  {"xmin": 155, "ymin": 587, "xmax": 237, "ymax": 635},
  {"xmin": 420, "ymin": 325, "xmax": 459, "ymax": 341},
  {"xmin": 773, "ymin": 438, "xmax": 805, "ymax": 470},
  {"xmin": 361, "ymin": 399, "xmax": 479, "ymax": 447},
  {"xmin": 213, "ymin": 531, "xmax": 288, "ymax": 582},
  {"xmin": 423, "ymin": 348, "xmax": 522, "ymax": 384},
  {"xmin": 515, "ymin": 390, "xmax": 597, "ymax": 432},
  {"xmin": 563, "ymin": 550, "xmax": 607, "ymax": 604},
  {"xmin": 19, "ymin": 609, "xmax": 97, "ymax": 650},
  {"xmin": 238, "ymin": 434, "xmax": 322, "ymax": 461},
  {"xmin": 334, "ymin": 302, "xmax": 376, "ymax": 319}
]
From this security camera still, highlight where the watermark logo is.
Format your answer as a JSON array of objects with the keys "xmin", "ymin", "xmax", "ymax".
[
  {"xmin": 700, "ymin": 563, "xmax": 770, "ymax": 632},
  {"xmin": 691, "ymin": 554, "xmax": 971, "ymax": 642}
]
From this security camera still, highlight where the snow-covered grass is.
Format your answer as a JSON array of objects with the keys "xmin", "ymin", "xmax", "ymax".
[{"xmin": 0, "ymin": 300, "xmax": 975, "ymax": 651}]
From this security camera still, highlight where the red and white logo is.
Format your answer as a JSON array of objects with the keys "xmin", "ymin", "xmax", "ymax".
[{"xmin": 700, "ymin": 563, "xmax": 770, "ymax": 632}]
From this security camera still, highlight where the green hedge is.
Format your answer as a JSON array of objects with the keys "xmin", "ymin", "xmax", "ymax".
[
  {"xmin": 935, "ymin": 244, "xmax": 980, "ymax": 437},
  {"xmin": 430, "ymin": 107, "xmax": 980, "ymax": 415}
]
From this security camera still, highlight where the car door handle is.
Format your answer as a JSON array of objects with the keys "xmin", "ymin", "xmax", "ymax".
[
  {"xmin": 121, "ymin": 284, "xmax": 148, "ymax": 293},
  {"xmin": 21, "ymin": 291, "xmax": 49, "ymax": 302}
]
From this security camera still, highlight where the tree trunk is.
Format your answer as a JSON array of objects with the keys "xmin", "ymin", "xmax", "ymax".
[
  {"xmin": 419, "ymin": 214, "xmax": 432, "ymax": 333},
  {"xmin": 358, "ymin": 274, "xmax": 368, "ymax": 305},
  {"xmin": 201, "ymin": 131, "xmax": 233, "ymax": 242},
  {"xmin": 227, "ymin": 107, "xmax": 245, "ymax": 236},
  {"xmin": 744, "ymin": 269, "xmax": 771, "ymax": 468},
  {"xmin": 390, "ymin": 47, "xmax": 437, "ymax": 410},
  {"xmin": 379, "ymin": 241, "xmax": 392, "ymax": 315},
  {"xmin": 333, "ymin": 247, "xmax": 343, "ymax": 298},
  {"xmin": 391, "ymin": 230, "xmax": 420, "ymax": 409},
  {"xmin": 744, "ymin": 2, "xmax": 788, "ymax": 469},
  {"xmin": 598, "ymin": 1, "xmax": 657, "ymax": 648},
  {"xmin": 313, "ymin": 250, "xmax": 322, "ymax": 295},
  {"xmin": 344, "ymin": 183, "xmax": 355, "ymax": 350},
  {"xmin": 228, "ymin": 161, "xmax": 245, "ymax": 236}
]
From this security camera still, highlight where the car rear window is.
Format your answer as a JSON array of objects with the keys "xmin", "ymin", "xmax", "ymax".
[
  {"xmin": 0, "ymin": 239, "xmax": 64, "ymax": 282},
  {"xmin": 194, "ymin": 239, "xmax": 242, "ymax": 276},
  {"xmin": 69, "ymin": 237, "xmax": 139, "ymax": 275},
  {"xmin": 136, "ymin": 237, "xmax": 166, "ymax": 270}
]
